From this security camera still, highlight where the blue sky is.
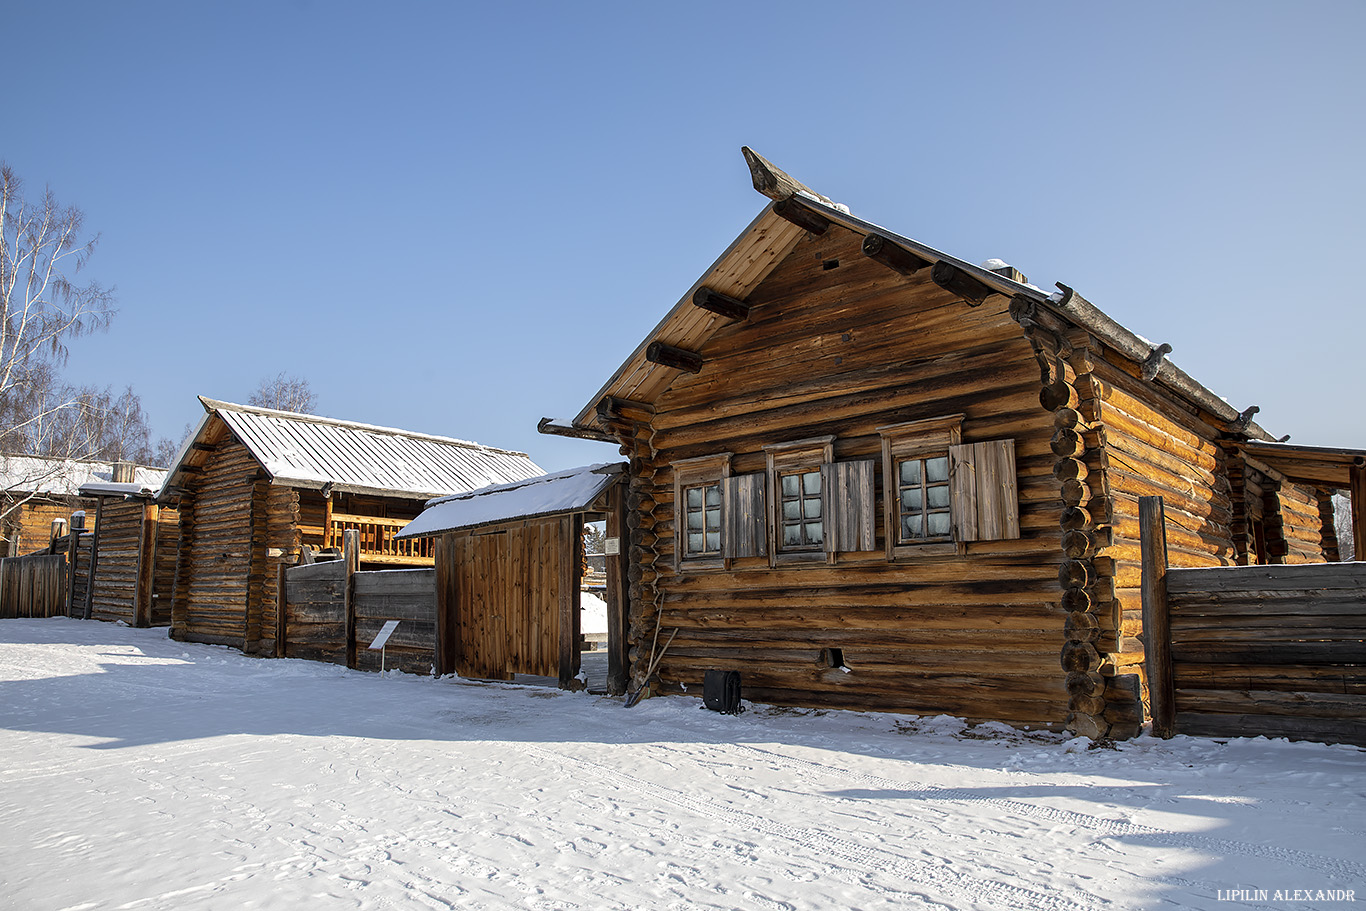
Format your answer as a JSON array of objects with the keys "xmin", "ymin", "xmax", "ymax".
[{"xmin": 6, "ymin": 1, "xmax": 1365, "ymax": 470}]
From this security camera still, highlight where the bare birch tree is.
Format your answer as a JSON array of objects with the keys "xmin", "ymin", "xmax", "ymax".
[
  {"xmin": 0, "ymin": 163, "xmax": 117, "ymax": 522},
  {"xmin": 249, "ymin": 372, "xmax": 317, "ymax": 414}
]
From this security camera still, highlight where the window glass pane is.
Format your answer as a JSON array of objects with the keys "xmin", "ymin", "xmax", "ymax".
[
  {"xmin": 901, "ymin": 488, "xmax": 921, "ymax": 511},
  {"xmin": 926, "ymin": 457, "xmax": 949, "ymax": 483},
  {"xmin": 686, "ymin": 487, "xmax": 702, "ymax": 509},
  {"xmin": 803, "ymin": 497, "xmax": 822, "ymax": 519},
  {"xmin": 805, "ymin": 522, "xmax": 823, "ymax": 545},
  {"xmin": 802, "ymin": 471, "xmax": 821, "ymax": 495},
  {"xmin": 927, "ymin": 484, "xmax": 950, "ymax": 509},
  {"xmin": 783, "ymin": 500, "xmax": 802, "ymax": 520},
  {"xmin": 705, "ymin": 485, "xmax": 721, "ymax": 507},
  {"xmin": 899, "ymin": 460, "xmax": 920, "ymax": 485},
  {"xmin": 688, "ymin": 532, "xmax": 704, "ymax": 553},
  {"xmin": 705, "ymin": 531, "xmax": 720, "ymax": 552},
  {"xmin": 706, "ymin": 507, "xmax": 721, "ymax": 529},
  {"xmin": 687, "ymin": 510, "xmax": 703, "ymax": 531},
  {"xmin": 782, "ymin": 524, "xmax": 803, "ymax": 546},
  {"xmin": 928, "ymin": 512, "xmax": 951, "ymax": 536},
  {"xmin": 781, "ymin": 474, "xmax": 799, "ymax": 497},
  {"xmin": 902, "ymin": 516, "xmax": 921, "ymax": 539}
]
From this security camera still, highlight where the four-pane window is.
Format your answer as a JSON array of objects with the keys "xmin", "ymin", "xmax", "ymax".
[
  {"xmin": 684, "ymin": 483, "xmax": 722, "ymax": 556},
  {"xmin": 896, "ymin": 455, "xmax": 952, "ymax": 542},
  {"xmin": 779, "ymin": 470, "xmax": 823, "ymax": 548}
]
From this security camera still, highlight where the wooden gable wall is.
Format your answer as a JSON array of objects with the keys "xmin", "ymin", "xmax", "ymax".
[{"xmin": 622, "ymin": 224, "xmax": 1070, "ymax": 727}]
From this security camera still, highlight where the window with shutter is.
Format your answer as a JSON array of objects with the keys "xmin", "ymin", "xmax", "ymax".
[
  {"xmin": 823, "ymin": 459, "xmax": 878, "ymax": 553},
  {"xmin": 723, "ymin": 473, "xmax": 767, "ymax": 559},
  {"xmin": 763, "ymin": 436, "xmax": 835, "ymax": 566},
  {"xmin": 672, "ymin": 453, "xmax": 732, "ymax": 572}
]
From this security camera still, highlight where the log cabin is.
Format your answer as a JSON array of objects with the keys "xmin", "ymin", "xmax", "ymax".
[
  {"xmin": 161, "ymin": 397, "xmax": 544, "ymax": 655},
  {"xmin": 544, "ymin": 148, "xmax": 1349, "ymax": 739},
  {"xmin": 0, "ymin": 456, "xmax": 164, "ymax": 557}
]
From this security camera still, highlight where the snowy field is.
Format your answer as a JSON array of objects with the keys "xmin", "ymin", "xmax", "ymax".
[{"xmin": 2, "ymin": 619, "xmax": 1363, "ymax": 911}]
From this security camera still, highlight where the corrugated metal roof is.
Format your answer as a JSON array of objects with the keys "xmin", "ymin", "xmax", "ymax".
[
  {"xmin": 166, "ymin": 398, "xmax": 544, "ymax": 499},
  {"xmin": 397, "ymin": 463, "xmax": 625, "ymax": 539},
  {"xmin": 0, "ymin": 456, "xmax": 166, "ymax": 497}
]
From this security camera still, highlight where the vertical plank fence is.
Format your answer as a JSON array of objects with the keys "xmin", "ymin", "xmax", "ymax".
[
  {"xmin": 1142, "ymin": 495, "xmax": 1366, "ymax": 745},
  {"xmin": 0, "ymin": 554, "xmax": 69, "ymax": 619}
]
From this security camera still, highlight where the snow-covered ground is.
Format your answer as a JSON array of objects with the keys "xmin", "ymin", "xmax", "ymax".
[{"xmin": 2, "ymin": 619, "xmax": 1362, "ymax": 911}]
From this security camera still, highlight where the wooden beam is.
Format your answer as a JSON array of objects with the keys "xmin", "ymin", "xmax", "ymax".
[
  {"xmin": 275, "ymin": 560, "xmax": 288, "ymax": 658},
  {"xmin": 596, "ymin": 395, "xmax": 656, "ymax": 424},
  {"xmin": 930, "ymin": 261, "xmax": 996, "ymax": 307},
  {"xmin": 692, "ymin": 287, "xmax": 752, "ymax": 321},
  {"xmin": 1140, "ymin": 496, "xmax": 1174, "ymax": 738},
  {"xmin": 343, "ymin": 529, "xmax": 359, "ymax": 669},
  {"xmin": 645, "ymin": 341, "xmax": 703, "ymax": 374},
  {"xmin": 772, "ymin": 197, "xmax": 830, "ymax": 235},
  {"xmin": 741, "ymin": 146, "xmax": 832, "ymax": 204},
  {"xmin": 1352, "ymin": 463, "xmax": 1366, "ymax": 561},
  {"xmin": 557, "ymin": 514, "xmax": 582, "ymax": 690},
  {"xmin": 604, "ymin": 480, "xmax": 629, "ymax": 696},
  {"xmin": 861, "ymin": 233, "xmax": 931, "ymax": 276},
  {"xmin": 134, "ymin": 503, "xmax": 157, "ymax": 628},
  {"xmin": 537, "ymin": 417, "xmax": 616, "ymax": 444}
]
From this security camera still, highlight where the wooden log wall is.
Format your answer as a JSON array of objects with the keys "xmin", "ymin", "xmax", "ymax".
[
  {"xmin": 352, "ymin": 568, "xmax": 436, "ymax": 675},
  {"xmin": 1278, "ymin": 482, "xmax": 1328, "ymax": 564},
  {"xmin": 3, "ymin": 496, "xmax": 95, "ymax": 557},
  {"xmin": 151, "ymin": 507, "xmax": 180, "ymax": 625},
  {"xmin": 621, "ymin": 226, "xmax": 1070, "ymax": 727},
  {"xmin": 1154, "ymin": 558, "xmax": 1366, "ymax": 745}
]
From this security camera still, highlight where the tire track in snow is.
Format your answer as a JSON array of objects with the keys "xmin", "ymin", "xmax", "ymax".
[
  {"xmin": 523, "ymin": 744, "xmax": 1109, "ymax": 911},
  {"xmin": 723, "ymin": 743, "xmax": 1366, "ymax": 883}
]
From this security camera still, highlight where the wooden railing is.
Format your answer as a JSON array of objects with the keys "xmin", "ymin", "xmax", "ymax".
[{"xmin": 325, "ymin": 514, "xmax": 434, "ymax": 565}]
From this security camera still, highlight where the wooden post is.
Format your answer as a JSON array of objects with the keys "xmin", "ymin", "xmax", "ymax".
[
  {"xmin": 84, "ymin": 497, "xmax": 103, "ymax": 621},
  {"xmin": 1351, "ymin": 463, "xmax": 1365, "ymax": 562},
  {"xmin": 134, "ymin": 503, "xmax": 157, "ymax": 628},
  {"xmin": 604, "ymin": 481, "xmax": 629, "ymax": 696},
  {"xmin": 434, "ymin": 533, "xmax": 461, "ymax": 676},
  {"xmin": 557, "ymin": 514, "xmax": 582, "ymax": 690},
  {"xmin": 1139, "ymin": 496, "xmax": 1175, "ymax": 738},
  {"xmin": 65, "ymin": 527, "xmax": 81, "ymax": 618},
  {"xmin": 275, "ymin": 561, "xmax": 289, "ymax": 658},
  {"xmin": 343, "ymin": 529, "xmax": 359, "ymax": 669},
  {"xmin": 169, "ymin": 494, "xmax": 194, "ymax": 640}
]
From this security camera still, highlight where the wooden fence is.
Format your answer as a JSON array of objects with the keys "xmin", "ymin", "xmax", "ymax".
[
  {"xmin": 278, "ymin": 530, "xmax": 437, "ymax": 674},
  {"xmin": 0, "ymin": 554, "xmax": 69, "ymax": 618},
  {"xmin": 1141, "ymin": 496, "xmax": 1366, "ymax": 745}
]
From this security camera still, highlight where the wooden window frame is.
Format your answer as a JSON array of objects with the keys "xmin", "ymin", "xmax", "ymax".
[
  {"xmin": 672, "ymin": 453, "xmax": 732, "ymax": 573},
  {"xmin": 878, "ymin": 416, "xmax": 964, "ymax": 560},
  {"xmin": 764, "ymin": 436, "xmax": 835, "ymax": 567}
]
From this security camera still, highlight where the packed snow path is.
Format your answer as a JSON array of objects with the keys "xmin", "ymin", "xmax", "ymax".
[{"xmin": 2, "ymin": 619, "xmax": 1362, "ymax": 910}]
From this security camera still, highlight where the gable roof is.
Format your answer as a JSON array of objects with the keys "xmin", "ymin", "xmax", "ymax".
[
  {"xmin": 560, "ymin": 150, "xmax": 1274, "ymax": 444},
  {"xmin": 163, "ymin": 398, "xmax": 544, "ymax": 500},
  {"xmin": 396, "ymin": 462, "xmax": 626, "ymax": 539},
  {"xmin": 1, "ymin": 455, "xmax": 166, "ymax": 498}
]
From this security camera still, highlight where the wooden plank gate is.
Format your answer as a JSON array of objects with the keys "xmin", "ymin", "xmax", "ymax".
[
  {"xmin": 1141, "ymin": 496, "xmax": 1366, "ymax": 745},
  {"xmin": 0, "ymin": 554, "xmax": 69, "ymax": 619}
]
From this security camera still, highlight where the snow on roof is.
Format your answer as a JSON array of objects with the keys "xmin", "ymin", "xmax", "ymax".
[
  {"xmin": 78, "ymin": 480, "xmax": 161, "ymax": 499},
  {"xmin": 396, "ymin": 463, "xmax": 626, "ymax": 539},
  {"xmin": 0, "ymin": 456, "xmax": 167, "ymax": 498},
  {"xmin": 170, "ymin": 398, "xmax": 545, "ymax": 500}
]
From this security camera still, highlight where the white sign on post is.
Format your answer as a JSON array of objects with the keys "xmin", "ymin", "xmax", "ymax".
[{"xmin": 368, "ymin": 620, "xmax": 401, "ymax": 673}]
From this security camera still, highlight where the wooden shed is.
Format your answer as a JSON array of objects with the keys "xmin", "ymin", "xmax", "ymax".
[
  {"xmin": 1, "ymin": 456, "xmax": 163, "ymax": 557},
  {"xmin": 546, "ymin": 148, "xmax": 1346, "ymax": 738},
  {"xmin": 76, "ymin": 477, "xmax": 178, "ymax": 626},
  {"xmin": 396, "ymin": 463, "xmax": 629, "ymax": 692},
  {"xmin": 161, "ymin": 397, "xmax": 544, "ymax": 655}
]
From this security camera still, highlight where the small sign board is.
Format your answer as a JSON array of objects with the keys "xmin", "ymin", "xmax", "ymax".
[
  {"xmin": 604, "ymin": 537, "xmax": 620, "ymax": 556},
  {"xmin": 368, "ymin": 619, "xmax": 400, "ymax": 650}
]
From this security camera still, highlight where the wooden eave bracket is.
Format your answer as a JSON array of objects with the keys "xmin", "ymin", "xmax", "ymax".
[
  {"xmin": 645, "ymin": 341, "xmax": 704, "ymax": 374},
  {"xmin": 772, "ymin": 197, "xmax": 830, "ymax": 235},
  {"xmin": 1226, "ymin": 405, "xmax": 1260, "ymax": 434},
  {"xmin": 931, "ymin": 261, "xmax": 997, "ymax": 307},
  {"xmin": 862, "ymin": 233, "xmax": 931, "ymax": 276},
  {"xmin": 537, "ymin": 417, "xmax": 616, "ymax": 444},
  {"xmin": 692, "ymin": 287, "xmax": 752, "ymax": 321},
  {"xmin": 1141, "ymin": 343, "xmax": 1173, "ymax": 381},
  {"xmin": 596, "ymin": 395, "xmax": 656, "ymax": 424}
]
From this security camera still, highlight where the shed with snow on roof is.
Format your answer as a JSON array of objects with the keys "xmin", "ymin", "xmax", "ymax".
[
  {"xmin": 77, "ymin": 475, "xmax": 179, "ymax": 627},
  {"xmin": 160, "ymin": 397, "xmax": 544, "ymax": 656},
  {"xmin": 397, "ymin": 463, "xmax": 629, "ymax": 692}
]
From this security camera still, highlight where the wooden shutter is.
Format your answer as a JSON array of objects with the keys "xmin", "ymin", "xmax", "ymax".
[
  {"xmin": 949, "ymin": 440, "xmax": 1020, "ymax": 542},
  {"xmin": 723, "ymin": 473, "xmax": 767, "ymax": 558},
  {"xmin": 822, "ymin": 460, "xmax": 877, "ymax": 553}
]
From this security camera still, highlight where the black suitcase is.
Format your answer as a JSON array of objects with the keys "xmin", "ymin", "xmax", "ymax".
[{"xmin": 703, "ymin": 669, "xmax": 744, "ymax": 714}]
